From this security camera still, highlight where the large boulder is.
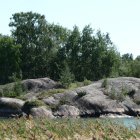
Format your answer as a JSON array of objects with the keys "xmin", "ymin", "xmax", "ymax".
[
  {"xmin": 22, "ymin": 77, "xmax": 61, "ymax": 93},
  {"xmin": 43, "ymin": 96, "xmax": 59, "ymax": 106},
  {"xmin": 30, "ymin": 106, "xmax": 54, "ymax": 118},
  {"xmin": 0, "ymin": 97, "xmax": 24, "ymax": 117},
  {"xmin": 54, "ymin": 105, "xmax": 80, "ymax": 118},
  {"xmin": 106, "ymin": 77, "xmax": 140, "ymax": 94}
]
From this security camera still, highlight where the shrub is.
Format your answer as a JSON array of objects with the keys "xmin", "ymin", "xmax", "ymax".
[
  {"xmin": 0, "ymin": 73, "xmax": 25, "ymax": 98},
  {"xmin": 109, "ymin": 87, "xmax": 116, "ymax": 100},
  {"xmin": 101, "ymin": 78, "xmax": 108, "ymax": 89},
  {"xmin": 83, "ymin": 79, "xmax": 92, "ymax": 86},
  {"xmin": 1, "ymin": 86, "xmax": 17, "ymax": 98},
  {"xmin": 109, "ymin": 86, "xmax": 127, "ymax": 102},
  {"xmin": 77, "ymin": 91, "xmax": 87, "ymax": 98},
  {"xmin": 116, "ymin": 85, "xmax": 127, "ymax": 102},
  {"xmin": 116, "ymin": 93, "xmax": 125, "ymax": 102}
]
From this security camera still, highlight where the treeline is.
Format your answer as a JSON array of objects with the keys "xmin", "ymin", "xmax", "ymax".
[{"xmin": 0, "ymin": 12, "xmax": 140, "ymax": 84}]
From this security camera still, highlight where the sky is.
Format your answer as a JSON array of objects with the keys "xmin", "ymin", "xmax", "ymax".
[{"xmin": 0, "ymin": 0, "xmax": 140, "ymax": 58}]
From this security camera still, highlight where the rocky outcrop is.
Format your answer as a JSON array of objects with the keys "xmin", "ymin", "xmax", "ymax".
[
  {"xmin": 0, "ymin": 77, "xmax": 140, "ymax": 118},
  {"xmin": 0, "ymin": 77, "xmax": 61, "ymax": 95},
  {"xmin": 42, "ymin": 77, "xmax": 140, "ymax": 118}
]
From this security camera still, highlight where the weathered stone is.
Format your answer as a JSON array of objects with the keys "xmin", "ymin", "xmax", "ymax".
[
  {"xmin": 30, "ymin": 106, "xmax": 54, "ymax": 118},
  {"xmin": 54, "ymin": 105, "xmax": 80, "ymax": 118},
  {"xmin": 0, "ymin": 97, "xmax": 25, "ymax": 117},
  {"xmin": 22, "ymin": 77, "xmax": 60, "ymax": 93}
]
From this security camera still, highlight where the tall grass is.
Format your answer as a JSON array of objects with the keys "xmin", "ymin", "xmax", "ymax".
[{"xmin": 0, "ymin": 118, "xmax": 139, "ymax": 140}]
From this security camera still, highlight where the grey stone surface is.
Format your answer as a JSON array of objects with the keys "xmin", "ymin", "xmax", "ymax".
[
  {"xmin": 0, "ymin": 97, "xmax": 25, "ymax": 117},
  {"xmin": 22, "ymin": 77, "xmax": 60, "ymax": 93},
  {"xmin": 30, "ymin": 106, "xmax": 54, "ymax": 118},
  {"xmin": 54, "ymin": 105, "xmax": 80, "ymax": 118},
  {"xmin": 1, "ymin": 77, "xmax": 140, "ymax": 118}
]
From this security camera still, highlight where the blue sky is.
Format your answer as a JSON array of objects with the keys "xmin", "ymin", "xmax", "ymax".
[{"xmin": 0, "ymin": 0, "xmax": 140, "ymax": 57}]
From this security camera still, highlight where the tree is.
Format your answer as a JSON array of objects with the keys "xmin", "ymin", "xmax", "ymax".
[
  {"xmin": 9, "ymin": 12, "xmax": 70, "ymax": 80},
  {"xmin": 119, "ymin": 53, "xmax": 134, "ymax": 76},
  {"xmin": 130, "ymin": 56, "xmax": 140, "ymax": 78},
  {"xmin": 0, "ymin": 35, "xmax": 21, "ymax": 84},
  {"xmin": 136, "ymin": 55, "xmax": 140, "ymax": 61},
  {"xmin": 64, "ymin": 26, "xmax": 81, "ymax": 80},
  {"xmin": 9, "ymin": 12, "xmax": 49, "ymax": 79},
  {"xmin": 80, "ymin": 25, "xmax": 93, "ymax": 80},
  {"xmin": 122, "ymin": 53, "xmax": 133, "ymax": 61},
  {"xmin": 60, "ymin": 63, "xmax": 74, "ymax": 88}
]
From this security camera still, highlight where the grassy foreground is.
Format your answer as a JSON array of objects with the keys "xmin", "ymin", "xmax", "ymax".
[{"xmin": 0, "ymin": 118, "xmax": 140, "ymax": 140}]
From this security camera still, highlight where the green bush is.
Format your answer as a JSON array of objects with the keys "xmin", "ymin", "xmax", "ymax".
[
  {"xmin": 108, "ymin": 86, "xmax": 127, "ymax": 102},
  {"xmin": 0, "ymin": 73, "xmax": 25, "ymax": 98},
  {"xmin": 116, "ymin": 93, "xmax": 125, "ymax": 102},
  {"xmin": 101, "ymin": 78, "xmax": 108, "ymax": 89},
  {"xmin": 0, "ymin": 87, "xmax": 17, "ymax": 98},
  {"xmin": 83, "ymin": 79, "xmax": 92, "ymax": 86},
  {"xmin": 0, "ymin": 83, "xmax": 24, "ymax": 98},
  {"xmin": 116, "ymin": 85, "xmax": 127, "ymax": 102},
  {"xmin": 109, "ymin": 87, "xmax": 116, "ymax": 100},
  {"xmin": 77, "ymin": 91, "xmax": 87, "ymax": 98}
]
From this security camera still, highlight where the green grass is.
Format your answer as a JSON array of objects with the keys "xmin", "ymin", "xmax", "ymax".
[
  {"xmin": 0, "ymin": 118, "xmax": 139, "ymax": 140},
  {"xmin": 37, "ymin": 80, "xmax": 92, "ymax": 100},
  {"xmin": 37, "ymin": 89, "xmax": 66, "ymax": 99}
]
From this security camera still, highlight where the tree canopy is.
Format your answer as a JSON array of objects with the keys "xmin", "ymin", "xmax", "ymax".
[{"xmin": 0, "ymin": 11, "xmax": 139, "ymax": 84}]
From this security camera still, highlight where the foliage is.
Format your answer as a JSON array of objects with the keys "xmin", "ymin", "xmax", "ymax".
[
  {"xmin": 108, "ymin": 85, "xmax": 128, "ymax": 102},
  {"xmin": 11, "ymin": 73, "xmax": 24, "ymax": 96},
  {"xmin": 0, "ymin": 35, "xmax": 21, "ymax": 84},
  {"xmin": 109, "ymin": 87, "xmax": 117, "ymax": 100},
  {"xmin": 37, "ymin": 89, "xmax": 66, "ymax": 99},
  {"xmin": 119, "ymin": 53, "xmax": 140, "ymax": 78},
  {"xmin": 83, "ymin": 78, "xmax": 92, "ymax": 86},
  {"xmin": 60, "ymin": 63, "xmax": 74, "ymax": 88},
  {"xmin": 0, "ymin": 12, "xmax": 139, "ymax": 84},
  {"xmin": 77, "ymin": 91, "xmax": 87, "ymax": 98},
  {"xmin": 101, "ymin": 78, "xmax": 108, "ymax": 89},
  {"xmin": 0, "ymin": 73, "xmax": 25, "ymax": 98}
]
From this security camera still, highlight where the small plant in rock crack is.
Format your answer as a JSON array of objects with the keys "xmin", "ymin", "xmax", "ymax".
[
  {"xmin": 77, "ymin": 91, "xmax": 87, "ymax": 98},
  {"xmin": 101, "ymin": 78, "xmax": 108, "ymax": 89},
  {"xmin": 109, "ymin": 87, "xmax": 117, "ymax": 100},
  {"xmin": 116, "ymin": 85, "xmax": 127, "ymax": 102}
]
